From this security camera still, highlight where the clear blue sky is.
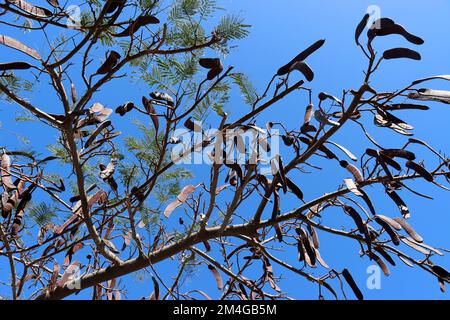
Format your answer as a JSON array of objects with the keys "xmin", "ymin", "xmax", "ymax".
[{"xmin": 1, "ymin": 0, "xmax": 450, "ymax": 300}]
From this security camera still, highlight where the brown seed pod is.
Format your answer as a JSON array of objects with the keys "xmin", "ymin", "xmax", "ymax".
[
  {"xmin": 207, "ymin": 265, "xmax": 223, "ymax": 290},
  {"xmin": 149, "ymin": 92, "xmax": 174, "ymax": 107},
  {"xmin": 115, "ymin": 101, "xmax": 134, "ymax": 116},
  {"xmin": 1, "ymin": 153, "xmax": 16, "ymax": 190},
  {"xmin": 340, "ymin": 160, "xmax": 364, "ymax": 182},
  {"xmin": 271, "ymin": 190, "xmax": 280, "ymax": 222},
  {"xmin": 344, "ymin": 206, "xmax": 369, "ymax": 240},
  {"xmin": 105, "ymin": 0, "xmax": 124, "ymax": 14},
  {"xmin": 385, "ymin": 103, "xmax": 429, "ymax": 111},
  {"xmin": 84, "ymin": 120, "xmax": 111, "ymax": 148},
  {"xmin": 296, "ymin": 228, "xmax": 316, "ymax": 267},
  {"xmin": 373, "ymin": 246, "xmax": 396, "ymax": 266},
  {"xmin": 290, "ymin": 61, "xmax": 314, "ymax": 81},
  {"xmin": 199, "ymin": 58, "xmax": 221, "ymax": 69},
  {"xmin": 368, "ymin": 18, "xmax": 424, "ymax": 45},
  {"xmin": 379, "ymin": 153, "xmax": 401, "ymax": 171},
  {"xmin": 142, "ymin": 97, "xmax": 159, "ymax": 133},
  {"xmin": 341, "ymin": 268, "xmax": 364, "ymax": 300},
  {"xmin": 277, "ymin": 39, "xmax": 325, "ymax": 76},
  {"xmin": 355, "ymin": 13, "xmax": 370, "ymax": 46},
  {"xmin": 385, "ymin": 188, "xmax": 410, "ymax": 218},
  {"xmin": 431, "ymin": 265, "xmax": 450, "ymax": 280},
  {"xmin": 0, "ymin": 35, "xmax": 41, "ymax": 60},
  {"xmin": 383, "ymin": 47, "xmax": 421, "ymax": 61},
  {"xmin": 285, "ymin": 177, "xmax": 304, "ymax": 200},
  {"xmin": 7, "ymin": 0, "xmax": 52, "ymax": 18},
  {"xmin": 163, "ymin": 185, "xmax": 198, "ymax": 218},
  {"xmin": 97, "ymin": 50, "xmax": 121, "ymax": 74},
  {"xmin": 207, "ymin": 63, "xmax": 224, "ymax": 80},
  {"xmin": 374, "ymin": 216, "xmax": 400, "ymax": 245},
  {"xmin": 376, "ymin": 214, "xmax": 402, "ymax": 230},
  {"xmin": 303, "ymin": 104, "xmax": 314, "ymax": 125},
  {"xmin": 406, "ymin": 160, "xmax": 433, "ymax": 182},
  {"xmin": 307, "ymin": 225, "xmax": 320, "ymax": 249},
  {"xmin": 381, "ymin": 149, "xmax": 416, "ymax": 160},
  {"xmin": 408, "ymin": 89, "xmax": 450, "ymax": 105},
  {"xmin": 368, "ymin": 252, "xmax": 390, "ymax": 276},
  {"xmin": 0, "ymin": 61, "xmax": 32, "ymax": 71},
  {"xmin": 400, "ymin": 237, "xmax": 430, "ymax": 255},
  {"xmin": 393, "ymin": 217, "xmax": 423, "ymax": 243},
  {"xmin": 115, "ymin": 15, "xmax": 160, "ymax": 37}
]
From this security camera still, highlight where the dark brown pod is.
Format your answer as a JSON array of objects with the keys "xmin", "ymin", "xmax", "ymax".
[
  {"xmin": 115, "ymin": 15, "xmax": 160, "ymax": 37},
  {"xmin": 383, "ymin": 48, "xmax": 421, "ymax": 61},
  {"xmin": 0, "ymin": 61, "xmax": 32, "ymax": 71},
  {"xmin": 150, "ymin": 92, "xmax": 174, "ymax": 106},
  {"xmin": 373, "ymin": 246, "xmax": 396, "ymax": 266},
  {"xmin": 432, "ymin": 265, "xmax": 450, "ymax": 280},
  {"xmin": 344, "ymin": 206, "xmax": 368, "ymax": 237},
  {"xmin": 142, "ymin": 97, "xmax": 159, "ymax": 133},
  {"xmin": 381, "ymin": 149, "xmax": 415, "ymax": 161},
  {"xmin": 199, "ymin": 58, "xmax": 221, "ymax": 69},
  {"xmin": 386, "ymin": 188, "xmax": 410, "ymax": 218},
  {"xmin": 342, "ymin": 268, "xmax": 364, "ymax": 300},
  {"xmin": 207, "ymin": 63, "xmax": 224, "ymax": 80},
  {"xmin": 386, "ymin": 103, "xmax": 429, "ymax": 111},
  {"xmin": 369, "ymin": 20, "xmax": 424, "ymax": 45},
  {"xmin": 406, "ymin": 160, "xmax": 434, "ymax": 182},
  {"xmin": 105, "ymin": 0, "xmax": 124, "ymax": 14},
  {"xmin": 379, "ymin": 153, "xmax": 401, "ymax": 171},
  {"xmin": 290, "ymin": 61, "xmax": 314, "ymax": 82},
  {"xmin": 285, "ymin": 177, "xmax": 304, "ymax": 200},
  {"xmin": 277, "ymin": 39, "xmax": 325, "ymax": 76},
  {"xmin": 368, "ymin": 252, "xmax": 390, "ymax": 276},
  {"xmin": 97, "ymin": 50, "xmax": 121, "ymax": 74},
  {"xmin": 374, "ymin": 215, "xmax": 400, "ymax": 245},
  {"xmin": 355, "ymin": 13, "xmax": 370, "ymax": 46},
  {"xmin": 115, "ymin": 101, "xmax": 135, "ymax": 116}
]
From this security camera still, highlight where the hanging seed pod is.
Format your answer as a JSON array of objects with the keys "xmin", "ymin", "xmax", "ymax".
[
  {"xmin": 385, "ymin": 103, "xmax": 429, "ymax": 111},
  {"xmin": 142, "ymin": 97, "xmax": 159, "ymax": 133},
  {"xmin": 373, "ymin": 246, "xmax": 396, "ymax": 266},
  {"xmin": 0, "ymin": 35, "xmax": 41, "ymax": 60},
  {"xmin": 96, "ymin": 50, "xmax": 120, "ymax": 74},
  {"xmin": 406, "ymin": 160, "xmax": 433, "ymax": 182},
  {"xmin": 115, "ymin": 15, "xmax": 160, "ymax": 37},
  {"xmin": 383, "ymin": 48, "xmax": 421, "ymax": 61},
  {"xmin": 341, "ymin": 268, "xmax": 364, "ymax": 300},
  {"xmin": 303, "ymin": 104, "xmax": 314, "ymax": 125},
  {"xmin": 271, "ymin": 190, "xmax": 280, "ymax": 221},
  {"xmin": 376, "ymin": 214, "xmax": 402, "ymax": 230},
  {"xmin": 408, "ymin": 89, "xmax": 450, "ymax": 104},
  {"xmin": 327, "ymin": 141, "xmax": 358, "ymax": 162},
  {"xmin": 381, "ymin": 149, "xmax": 415, "ymax": 161},
  {"xmin": 207, "ymin": 265, "xmax": 223, "ymax": 290},
  {"xmin": 406, "ymin": 237, "xmax": 442, "ymax": 256},
  {"xmin": 285, "ymin": 177, "xmax": 304, "ymax": 200},
  {"xmin": 379, "ymin": 153, "xmax": 401, "ymax": 171},
  {"xmin": 163, "ymin": 185, "xmax": 198, "ymax": 218},
  {"xmin": 344, "ymin": 205, "xmax": 368, "ymax": 236},
  {"xmin": 355, "ymin": 13, "xmax": 370, "ymax": 46},
  {"xmin": 150, "ymin": 92, "xmax": 174, "ymax": 106},
  {"xmin": 314, "ymin": 110, "xmax": 340, "ymax": 126},
  {"xmin": 368, "ymin": 18, "xmax": 424, "ymax": 45},
  {"xmin": 7, "ymin": 0, "xmax": 52, "ymax": 18},
  {"xmin": 307, "ymin": 225, "xmax": 319, "ymax": 249},
  {"xmin": 105, "ymin": 0, "xmax": 124, "ymax": 14},
  {"xmin": 0, "ymin": 61, "xmax": 32, "ymax": 71},
  {"xmin": 393, "ymin": 217, "xmax": 423, "ymax": 243},
  {"xmin": 431, "ymin": 265, "xmax": 450, "ymax": 280},
  {"xmin": 115, "ymin": 101, "xmax": 134, "ymax": 116},
  {"xmin": 340, "ymin": 161, "xmax": 364, "ymax": 183},
  {"xmin": 385, "ymin": 188, "xmax": 410, "ymax": 218},
  {"xmin": 290, "ymin": 61, "xmax": 314, "ymax": 81},
  {"xmin": 318, "ymin": 92, "xmax": 343, "ymax": 105},
  {"xmin": 207, "ymin": 63, "xmax": 224, "ymax": 80},
  {"xmin": 199, "ymin": 58, "xmax": 221, "ymax": 69},
  {"xmin": 47, "ymin": 0, "xmax": 59, "ymax": 7},
  {"xmin": 277, "ymin": 39, "xmax": 325, "ymax": 76},
  {"xmin": 374, "ymin": 215, "xmax": 400, "ymax": 245},
  {"xmin": 400, "ymin": 237, "xmax": 430, "ymax": 255},
  {"xmin": 281, "ymin": 135, "xmax": 295, "ymax": 146},
  {"xmin": 368, "ymin": 252, "xmax": 390, "ymax": 276},
  {"xmin": 296, "ymin": 228, "xmax": 316, "ymax": 267},
  {"xmin": 438, "ymin": 278, "xmax": 446, "ymax": 293},
  {"xmin": 1, "ymin": 153, "xmax": 16, "ymax": 190},
  {"xmin": 184, "ymin": 117, "xmax": 201, "ymax": 132}
]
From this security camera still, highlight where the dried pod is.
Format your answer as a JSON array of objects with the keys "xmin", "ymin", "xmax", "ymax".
[
  {"xmin": 373, "ymin": 246, "xmax": 396, "ymax": 266},
  {"xmin": 115, "ymin": 102, "xmax": 134, "ymax": 116},
  {"xmin": 385, "ymin": 103, "xmax": 429, "ymax": 111},
  {"xmin": 374, "ymin": 215, "xmax": 400, "ymax": 245},
  {"xmin": 7, "ymin": 0, "xmax": 52, "ymax": 18},
  {"xmin": 406, "ymin": 160, "xmax": 433, "ymax": 182},
  {"xmin": 385, "ymin": 188, "xmax": 410, "ymax": 218},
  {"xmin": 281, "ymin": 135, "xmax": 295, "ymax": 147},
  {"xmin": 314, "ymin": 110, "xmax": 340, "ymax": 126},
  {"xmin": 0, "ymin": 61, "xmax": 32, "ymax": 71},
  {"xmin": 163, "ymin": 185, "xmax": 198, "ymax": 218},
  {"xmin": 277, "ymin": 39, "xmax": 325, "ymax": 76},
  {"xmin": 1, "ymin": 153, "xmax": 16, "ymax": 190},
  {"xmin": 199, "ymin": 58, "xmax": 221, "ymax": 69},
  {"xmin": 343, "ymin": 206, "xmax": 369, "ymax": 243},
  {"xmin": 303, "ymin": 104, "xmax": 314, "ymax": 124},
  {"xmin": 307, "ymin": 225, "xmax": 320, "ymax": 249},
  {"xmin": 376, "ymin": 214, "xmax": 402, "ymax": 230},
  {"xmin": 341, "ymin": 268, "xmax": 363, "ymax": 300},
  {"xmin": 207, "ymin": 265, "xmax": 223, "ymax": 290},
  {"xmin": 431, "ymin": 265, "xmax": 450, "ymax": 280},
  {"xmin": 381, "ymin": 149, "xmax": 415, "ymax": 161},
  {"xmin": 290, "ymin": 61, "xmax": 314, "ymax": 81},
  {"xmin": 408, "ymin": 89, "xmax": 450, "ymax": 104},
  {"xmin": 0, "ymin": 35, "xmax": 41, "ymax": 60},
  {"xmin": 368, "ymin": 18, "xmax": 424, "ymax": 45},
  {"xmin": 355, "ymin": 13, "xmax": 370, "ymax": 46},
  {"xmin": 368, "ymin": 252, "xmax": 390, "ymax": 276},
  {"xmin": 115, "ymin": 15, "xmax": 160, "ymax": 37},
  {"xmin": 296, "ymin": 228, "xmax": 316, "ymax": 267},
  {"xmin": 400, "ymin": 237, "xmax": 430, "ymax": 255},
  {"xmin": 393, "ymin": 217, "xmax": 423, "ymax": 243},
  {"xmin": 97, "ymin": 50, "xmax": 121, "ymax": 74},
  {"xmin": 340, "ymin": 161, "xmax": 364, "ymax": 183},
  {"xmin": 285, "ymin": 177, "xmax": 304, "ymax": 200},
  {"xmin": 142, "ymin": 97, "xmax": 159, "ymax": 133},
  {"xmin": 105, "ymin": 0, "xmax": 125, "ymax": 14},
  {"xmin": 383, "ymin": 48, "xmax": 421, "ymax": 61},
  {"xmin": 318, "ymin": 92, "xmax": 343, "ymax": 105}
]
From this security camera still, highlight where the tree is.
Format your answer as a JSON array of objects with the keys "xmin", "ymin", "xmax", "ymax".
[{"xmin": 0, "ymin": 0, "xmax": 449, "ymax": 300}]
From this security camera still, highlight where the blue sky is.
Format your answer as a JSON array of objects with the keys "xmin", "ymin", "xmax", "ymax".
[{"xmin": 1, "ymin": 0, "xmax": 450, "ymax": 300}]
